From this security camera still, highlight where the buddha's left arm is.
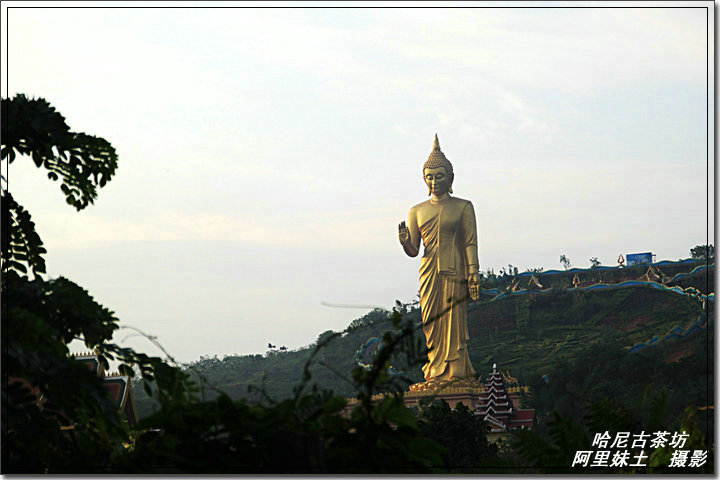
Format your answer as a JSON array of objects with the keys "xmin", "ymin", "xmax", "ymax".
[{"xmin": 462, "ymin": 202, "xmax": 479, "ymax": 276}]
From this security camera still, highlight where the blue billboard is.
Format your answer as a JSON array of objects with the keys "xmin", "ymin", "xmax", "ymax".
[{"xmin": 626, "ymin": 252, "xmax": 654, "ymax": 266}]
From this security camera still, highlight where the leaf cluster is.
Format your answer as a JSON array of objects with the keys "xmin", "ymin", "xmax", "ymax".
[
  {"xmin": 2, "ymin": 192, "xmax": 47, "ymax": 277},
  {"xmin": 2, "ymin": 94, "xmax": 117, "ymax": 210}
]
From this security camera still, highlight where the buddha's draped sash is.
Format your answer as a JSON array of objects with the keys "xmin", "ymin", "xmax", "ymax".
[{"xmin": 418, "ymin": 208, "xmax": 476, "ymax": 381}]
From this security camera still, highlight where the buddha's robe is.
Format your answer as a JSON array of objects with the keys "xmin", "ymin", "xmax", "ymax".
[{"xmin": 406, "ymin": 196, "xmax": 479, "ymax": 381}]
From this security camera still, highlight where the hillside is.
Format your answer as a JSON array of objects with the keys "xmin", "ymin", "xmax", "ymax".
[{"xmin": 134, "ymin": 259, "xmax": 713, "ymax": 433}]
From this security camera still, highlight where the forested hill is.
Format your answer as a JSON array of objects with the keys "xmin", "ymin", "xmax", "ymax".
[{"xmin": 134, "ymin": 259, "xmax": 713, "ymax": 432}]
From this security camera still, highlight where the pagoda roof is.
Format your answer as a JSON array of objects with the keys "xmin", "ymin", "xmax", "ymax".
[
  {"xmin": 476, "ymin": 398, "xmax": 510, "ymax": 410},
  {"xmin": 483, "ymin": 413, "xmax": 508, "ymax": 432},
  {"xmin": 478, "ymin": 405, "xmax": 513, "ymax": 415},
  {"xmin": 480, "ymin": 385, "xmax": 506, "ymax": 395}
]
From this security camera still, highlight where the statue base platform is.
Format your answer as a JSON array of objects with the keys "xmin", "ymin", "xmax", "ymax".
[
  {"xmin": 404, "ymin": 377, "xmax": 485, "ymax": 410},
  {"xmin": 344, "ymin": 377, "xmax": 486, "ymax": 413},
  {"xmin": 407, "ymin": 377, "xmax": 484, "ymax": 393}
]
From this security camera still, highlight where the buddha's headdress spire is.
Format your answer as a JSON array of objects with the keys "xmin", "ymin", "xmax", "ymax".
[{"xmin": 423, "ymin": 133, "xmax": 454, "ymax": 194}]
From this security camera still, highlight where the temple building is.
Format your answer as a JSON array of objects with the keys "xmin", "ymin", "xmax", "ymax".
[
  {"xmin": 72, "ymin": 350, "xmax": 139, "ymax": 426},
  {"xmin": 9, "ymin": 349, "xmax": 138, "ymax": 427}
]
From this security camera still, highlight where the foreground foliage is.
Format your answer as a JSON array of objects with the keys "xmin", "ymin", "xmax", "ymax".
[
  {"xmin": 116, "ymin": 312, "xmax": 448, "ymax": 473},
  {"xmin": 417, "ymin": 399, "xmax": 513, "ymax": 472}
]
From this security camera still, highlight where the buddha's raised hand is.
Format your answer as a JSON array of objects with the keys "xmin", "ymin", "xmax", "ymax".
[{"xmin": 398, "ymin": 221, "xmax": 410, "ymax": 245}]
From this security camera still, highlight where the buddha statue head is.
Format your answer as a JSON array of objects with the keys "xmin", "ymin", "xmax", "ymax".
[{"xmin": 423, "ymin": 134, "xmax": 454, "ymax": 196}]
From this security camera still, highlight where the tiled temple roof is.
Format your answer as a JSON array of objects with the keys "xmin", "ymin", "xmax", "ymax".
[{"xmin": 10, "ymin": 352, "xmax": 138, "ymax": 426}]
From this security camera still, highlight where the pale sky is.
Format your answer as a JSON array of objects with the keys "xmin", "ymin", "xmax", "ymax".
[{"xmin": 3, "ymin": 2, "xmax": 714, "ymax": 363}]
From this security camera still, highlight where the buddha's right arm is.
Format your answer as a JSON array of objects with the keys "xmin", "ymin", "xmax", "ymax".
[
  {"xmin": 402, "ymin": 240, "xmax": 419, "ymax": 257},
  {"xmin": 462, "ymin": 202, "xmax": 479, "ymax": 274},
  {"xmin": 402, "ymin": 209, "xmax": 421, "ymax": 257}
]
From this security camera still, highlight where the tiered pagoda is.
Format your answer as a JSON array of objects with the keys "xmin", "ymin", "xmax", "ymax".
[{"xmin": 475, "ymin": 364, "xmax": 534, "ymax": 441}]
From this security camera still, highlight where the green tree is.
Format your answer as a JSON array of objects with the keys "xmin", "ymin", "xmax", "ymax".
[
  {"xmin": 690, "ymin": 244, "xmax": 714, "ymax": 263},
  {"xmin": 559, "ymin": 255, "xmax": 572, "ymax": 270},
  {"xmin": 418, "ymin": 399, "xmax": 505, "ymax": 471}
]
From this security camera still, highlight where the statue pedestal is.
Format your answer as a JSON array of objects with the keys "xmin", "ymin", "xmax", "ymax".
[
  {"xmin": 344, "ymin": 378, "xmax": 486, "ymax": 413},
  {"xmin": 403, "ymin": 378, "xmax": 485, "ymax": 410}
]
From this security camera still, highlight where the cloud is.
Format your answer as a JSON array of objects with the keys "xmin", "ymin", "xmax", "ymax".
[{"xmin": 353, "ymin": 8, "xmax": 707, "ymax": 95}]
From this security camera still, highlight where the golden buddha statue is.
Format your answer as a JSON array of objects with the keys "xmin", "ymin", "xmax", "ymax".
[{"xmin": 398, "ymin": 135, "xmax": 479, "ymax": 383}]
